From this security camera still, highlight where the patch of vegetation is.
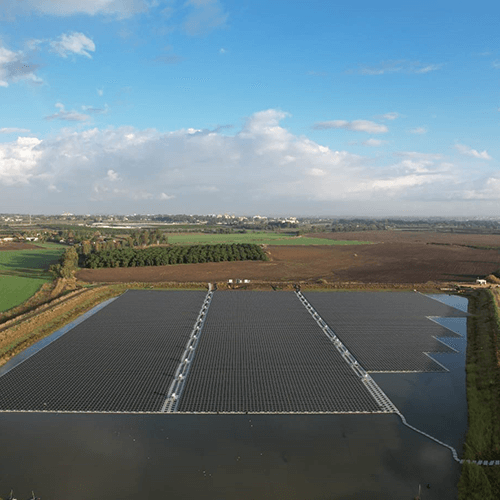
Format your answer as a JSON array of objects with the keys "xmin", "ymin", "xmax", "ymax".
[
  {"xmin": 0, "ymin": 243, "xmax": 65, "ymax": 312},
  {"xmin": 83, "ymin": 243, "xmax": 268, "ymax": 268},
  {"xmin": 458, "ymin": 289, "xmax": 500, "ymax": 499},
  {"xmin": 49, "ymin": 246, "xmax": 79, "ymax": 279},
  {"xmin": 167, "ymin": 232, "xmax": 371, "ymax": 246}
]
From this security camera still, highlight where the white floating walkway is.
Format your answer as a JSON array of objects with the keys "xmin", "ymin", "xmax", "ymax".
[{"xmin": 161, "ymin": 285, "xmax": 214, "ymax": 412}]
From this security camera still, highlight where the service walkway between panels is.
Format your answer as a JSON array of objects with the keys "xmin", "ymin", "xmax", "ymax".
[
  {"xmin": 0, "ymin": 290, "xmax": 207, "ymax": 412},
  {"xmin": 176, "ymin": 291, "xmax": 388, "ymax": 413},
  {"xmin": 303, "ymin": 291, "xmax": 467, "ymax": 372}
]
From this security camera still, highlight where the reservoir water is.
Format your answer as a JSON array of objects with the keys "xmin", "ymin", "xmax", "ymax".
[{"xmin": 0, "ymin": 293, "xmax": 468, "ymax": 499}]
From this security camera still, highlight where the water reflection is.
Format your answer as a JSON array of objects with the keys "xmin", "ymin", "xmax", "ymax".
[{"xmin": 0, "ymin": 413, "xmax": 460, "ymax": 500}]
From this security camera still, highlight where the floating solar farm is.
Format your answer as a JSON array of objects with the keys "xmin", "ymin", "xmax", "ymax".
[{"xmin": 0, "ymin": 290, "xmax": 468, "ymax": 414}]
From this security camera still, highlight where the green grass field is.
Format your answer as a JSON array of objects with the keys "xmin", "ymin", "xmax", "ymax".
[
  {"xmin": 167, "ymin": 232, "xmax": 371, "ymax": 246},
  {"xmin": 0, "ymin": 242, "xmax": 65, "ymax": 312}
]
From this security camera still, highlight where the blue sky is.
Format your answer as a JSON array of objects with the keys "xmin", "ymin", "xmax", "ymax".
[{"xmin": 0, "ymin": 0, "xmax": 499, "ymax": 216}]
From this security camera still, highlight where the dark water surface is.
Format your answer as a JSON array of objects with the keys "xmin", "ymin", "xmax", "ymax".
[
  {"xmin": 0, "ymin": 294, "xmax": 467, "ymax": 499},
  {"xmin": 0, "ymin": 413, "xmax": 460, "ymax": 500}
]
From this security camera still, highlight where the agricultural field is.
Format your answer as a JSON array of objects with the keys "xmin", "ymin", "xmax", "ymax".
[
  {"xmin": 0, "ymin": 243, "xmax": 65, "ymax": 312},
  {"xmin": 76, "ymin": 230, "xmax": 500, "ymax": 285},
  {"xmin": 167, "ymin": 231, "xmax": 371, "ymax": 246}
]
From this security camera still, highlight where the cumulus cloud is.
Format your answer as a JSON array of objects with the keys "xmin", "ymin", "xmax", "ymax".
[
  {"xmin": 0, "ymin": 136, "xmax": 43, "ymax": 185},
  {"xmin": 8, "ymin": 0, "xmax": 155, "ymax": 18},
  {"xmin": 409, "ymin": 127, "xmax": 427, "ymax": 134},
  {"xmin": 49, "ymin": 32, "xmax": 95, "ymax": 58},
  {"xmin": 348, "ymin": 60, "xmax": 443, "ymax": 75},
  {"xmin": 313, "ymin": 120, "xmax": 388, "ymax": 134},
  {"xmin": 183, "ymin": 0, "xmax": 228, "ymax": 36},
  {"xmin": 45, "ymin": 103, "xmax": 90, "ymax": 122},
  {"xmin": 0, "ymin": 110, "xmax": 464, "ymax": 212},
  {"xmin": 106, "ymin": 169, "xmax": 120, "ymax": 181},
  {"xmin": 455, "ymin": 144, "xmax": 492, "ymax": 160}
]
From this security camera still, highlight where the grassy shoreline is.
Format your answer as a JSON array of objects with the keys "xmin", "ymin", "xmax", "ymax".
[{"xmin": 458, "ymin": 289, "xmax": 500, "ymax": 499}]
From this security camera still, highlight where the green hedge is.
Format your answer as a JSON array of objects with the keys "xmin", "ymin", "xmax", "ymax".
[{"xmin": 84, "ymin": 243, "xmax": 267, "ymax": 269}]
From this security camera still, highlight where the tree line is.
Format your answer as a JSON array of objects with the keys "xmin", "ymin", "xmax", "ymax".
[{"xmin": 83, "ymin": 243, "xmax": 267, "ymax": 269}]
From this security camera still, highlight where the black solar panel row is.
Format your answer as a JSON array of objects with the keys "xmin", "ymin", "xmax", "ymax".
[
  {"xmin": 0, "ymin": 290, "xmax": 206, "ymax": 412},
  {"xmin": 0, "ymin": 290, "xmax": 465, "ymax": 414},
  {"xmin": 304, "ymin": 292, "xmax": 466, "ymax": 372},
  {"xmin": 177, "ymin": 291, "xmax": 383, "ymax": 413}
]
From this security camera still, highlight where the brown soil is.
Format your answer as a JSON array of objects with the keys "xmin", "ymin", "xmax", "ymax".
[
  {"xmin": 75, "ymin": 231, "xmax": 500, "ymax": 285},
  {"xmin": 0, "ymin": 242, "xmax": 42, "ymax": 251}
]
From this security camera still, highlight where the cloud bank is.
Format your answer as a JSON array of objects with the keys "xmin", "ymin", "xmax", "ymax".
[{"xmin": 0, "ymin": 109, "xmax": 478, "ymax": 214}]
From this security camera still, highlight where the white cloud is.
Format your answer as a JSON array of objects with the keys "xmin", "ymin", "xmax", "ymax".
[
  {"xmin": 0, "ymin": 111, "xmax": 465, "ymax": 211},
  {"xmin": 350, "ymin": 60, "xmax": 443, "ymax": 76},
  {"xmin": 464, "ymin": 177, "xmax": 500, "ymax": 200},
  {"xmin": 0, "ymin": 128, "xmax": 31, "ymax": 134},
  {"xmin": 362, "ymin": 138, "xmax": 386, "ymax": 147},
  {"xmin": 307, "ymin": 168, "xmax": 326, "ymax": 176},
  {"xmin": 97, "ymin": 88, "xmax": 103, "ymax": 96},
  {"xmin": 11, "ymin": 0, "xmax": 154, "ymax": 18},
  {"xmin": 492, "ymin": 60, "xmax": 500, "ymax": 69},
  {"xmin": 313, "ymin": 120, "xmax": 388, "ymax": 134},
  {"xmin": 352, "ymin": 174, "xmax": 444, "ymax": 195},
  {"xmin": 409, "ymin": 127, "xmax": 427, "ymax": 134},
  {"xmin": 107, "ymin": 169, "xmax": 120, "ymax": 181},
  {"xmin": 455, "ymin": 144, "xmax": 492, "ymax": 160},
  {"xmin": 159, "ymin": 192, "xmax": 175, "ymax": 199},
  {"xmin": 0, "ymin": 136, "xmax": 43, "ymax": 185},
  {"xmin": 382, "ymin": 112, "xmax": 399, "ymax": 120},
  {"xmin": 45, "ymin": 103, "xmax": 90, "ymax": 122},
  {"xmin": 183, "ymin": 0, "xmax": 228, "ymax": 36},
  {"xmin": 49, "ymin": 32, "xmax": 95, "ymax": 59}
]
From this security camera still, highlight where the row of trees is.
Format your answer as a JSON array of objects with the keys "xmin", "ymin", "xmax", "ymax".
[{"xmin": 84, "ymin": 243, "xmax": 267, "ymax": 269}]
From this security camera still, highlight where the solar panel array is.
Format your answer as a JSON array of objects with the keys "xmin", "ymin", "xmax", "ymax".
[
  {"xmin": 177, "ymin": 291, "xmax": 383, "ymax": 413},
  {"xmin": 0, "ymin": 290, "xmax": 206, "ymax": 412},
  {"xmin": 303, "ymin": 292, "xmax": 467, "ymax": 372}
]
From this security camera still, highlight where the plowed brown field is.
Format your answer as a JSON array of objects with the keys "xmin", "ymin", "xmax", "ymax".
[
  {"xmin": 0, "ymin": 242, "xmax": 41, "ymax": 251},
  {"xmin": 75, "ymin": 231, "xmax": 500, "ymax": 284}
]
